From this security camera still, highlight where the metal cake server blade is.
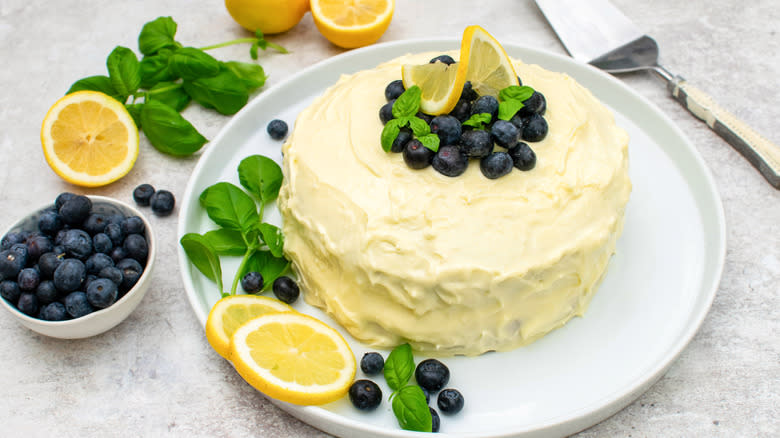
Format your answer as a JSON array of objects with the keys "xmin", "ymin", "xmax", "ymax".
[{"xmin": 534, "ymin": 0, "xmax": 780, "ymax": 189}]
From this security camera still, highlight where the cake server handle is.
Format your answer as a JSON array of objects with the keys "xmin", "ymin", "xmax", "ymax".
[{"xmin": 667, "ymin": 75, "xmax": 780, "ymax": 189}]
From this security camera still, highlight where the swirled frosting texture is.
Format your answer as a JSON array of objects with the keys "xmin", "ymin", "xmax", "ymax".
[{"xmin": 278, "ymin": 52, "xmax": 631, "ymax": 356}]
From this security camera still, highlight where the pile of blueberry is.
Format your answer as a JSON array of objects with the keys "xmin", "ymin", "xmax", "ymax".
[
  {"xmin": 132, "ymin": 184, "xmax": 175, "ymax": 216},
  {"xmin": 350, "ymin": 352, "xmax": 464, "ymax": 433},
  {"xmin": 0, "ymin": 193, "xmax": 148, "ymax": 321},
  {"xmin": 380, "ymin": 54, "xmax": 548, "ymax": 179}
]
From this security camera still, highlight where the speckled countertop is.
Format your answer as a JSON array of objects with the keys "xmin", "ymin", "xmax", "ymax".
[{"xmin": 1, "ymin": 0, "xmax": 778, "ymax": 436}]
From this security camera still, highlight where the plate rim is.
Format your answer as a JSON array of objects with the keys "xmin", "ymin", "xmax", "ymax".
[{"xmin": 176, "ymin": 37, "xmax": 726, "ymax": 437}]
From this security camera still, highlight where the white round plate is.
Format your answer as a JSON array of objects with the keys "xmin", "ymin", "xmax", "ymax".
[{"xmin": 177, "ymin": 39, "xmax": 725, "ymax": 437}]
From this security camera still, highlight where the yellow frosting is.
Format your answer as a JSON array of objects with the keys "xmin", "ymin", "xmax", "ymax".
[{"xmin": 277, "ymin": 52, "xmax": 631, "ymax": 356}]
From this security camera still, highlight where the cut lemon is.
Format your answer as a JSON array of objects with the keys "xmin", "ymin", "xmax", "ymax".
[
  {"xmin": 230, "ymin": 312, "xmax": 356, "ymax": 405},
  {"xmin": 401, "ymin": 25, "xmax": 519, "ymax": 115},
  {"xmin": 205, "ymin": 294, "xmax": 294, "ymax": 360},
  {"xmin": 310, "ymin": 0, "xmax": 394, "ymax": 49},
  {"xmin": 41, "ymin": 91, "xmax": 139, "ymax": 187},
  {"xmin": 224, "ymin": 0, "xmax": 309, "ymax": 34}
]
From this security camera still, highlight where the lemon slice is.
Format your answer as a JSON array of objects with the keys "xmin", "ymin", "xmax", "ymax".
[
  {"xmin": 205, "ymin": 294, "xmax": 294, "ymax": 360},
  {"xmin": 401, "ymin": 25, "xmax": 519, "ymax": 115},
  {"xmin": 310, "ymin": 0, "xmax": 394, "ymax": 49},
  {"xmin": 41, "ymin": 91, "xmax": 139, "ymax": 187},
  {"xmin": 229, "ymin": 312, "xmax": 356, "ymax": 405}
]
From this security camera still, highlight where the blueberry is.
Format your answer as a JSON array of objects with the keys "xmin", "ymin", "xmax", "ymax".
[
  {"xmin": 267, "ymin": 119, "xmax": 288, "ymax": 140},
  {"xmin": 98, "ymin": 266, "xmax": 123, "ymax": 286},
  {"xmin": 38, "ymin": 252, "xmax": 64, "ymax": 279},
  {"xmin": 64, "ymin": 291, "xmax": 94, "ymax": 318},
  {"xmin": 26, "ymin": 235, "xmax": 53, "ymax": 263},
  {"xmin": 429, "ymin": 54, "xmax": 456, "ymax": 65},
  {"xmin": 518, "ymin": 91, "xmax": 546, "ymax": 116},
  {"xmin": 53, "ymin": 259, "xmax": 86, "ymax": 293},
  {"xmin": 0, "ymin": 249, "xmax": 25, "ymax": 280},
  {"xmin": 10, "ymin": 244, "xmax": 29, "ymax": 267},
  {"xmin": 17, "ymin": 268, "xmax": 40, "ymax": 291},
  {"xmin": 391, "ymin": 128, "xmax": 413, "ymax": 153},
  {"xmin": 348, "ymin": 379, "xmax": 382, "ymax": 411},
  {"xmin": 521, "ymin": 113, "xmax": 548, "ymax": 142},
  {"xmin": 360, "ymin": 352, "xmax": 384, "ymax": 375},
  {"xmin": 241, "ymin": 271, "xmax": 264, "ymax": 293},
  {"xmin": 105, "ymin": 223, "xmax": 124, "ymax": 246},
  {"xmin": 272, "ymin": 276, "xmax": 300, "ymax": 304},
  {"xmin": 379, "ymin": 99, "xmax": 395, "ymax": 124},
  {"xmin": 38, "ymin": 210, "xmax": 63, "ymax": 236},
  {"xmin": 36, "ymin": 280, "xmax": 59, "ymax": 305},
  {"xmin": 52, "ymin": 245, "xmax": 66, "ymax": 256},
  {"xmin": 459, "ymin": 129, "xmax": 493, "ymax": 158},
  {"xmin": 58, "ymin": 195, "xmax": 92, "ymax": 227},
  {"xmin": 1, "ymin": 232, "xmax": 25, "ymax": 250},
  {"xmin": 62, "ymin": 229, "xmax": 92, "ymax": 260},
  {"xmin": 508, "ymin": 113, "xmax": 526, "ymax": 131},
  {"xmin": 54, "ymin": 229, "xmax": 68, "ymax": 247},
  {"xmin": 415, "ymin": 112, "xmax": 433, "ymax": 125},
  {"xmin": 54, "ymin": 192, "xmax": 76, "ymax": 211},
  {"xmin": 460, "ymin": 81, "xmax": 478, "ymax": 102},
  {"xmin": 430, "ymin": 115, "xmax": 462, "ymax": 145},
  {"xmin": 430, "ymin": 407, "xmax": 441, "ymax": 432},
  {"xmin": 116, "ymin": 258, "xmax": 143, "ymax": 292},
  {"xmin": 107, "ymin": 214, "xmax": 125, "ymax": 226},
  {"xmin": 133, "ymin": 183, "xmax": 155, "ymax": 206},
  {"xmin": 83, "ymin": 274, "xmax": 97, "ymax": 292},
  {"xmin": 110, "ymin": 247, "xmax": 128, "ymax": 264},
  {"xmin": 437, "ymin": 389, "xmax": 464, "ymax": 415},
  {"xmin": 120, "ymin": 216, "xmax": 145, "ymax": 235},
  {"xmin": 384, "ymin": 79, "xmax": 405, "ymax": 101},
  {"xmin": 480, "ymin": 152, "xmax": 513, "ymax": 179},
  {"xmin": 17, "ymin": 293, "xmax": 39, "ymax": 316},
  {"xmin": 508, "ymin": 143, "xmax": 536, "ymax": 171},
  {"xmin": 85, "ymin": 253, "xmax": 114, "ymax": 275},
  {"xmin": 86, "ymin": 278, "xmax": 118, "ymax": 308},
  {"xmin": 448, "ymin": 99, "xmax": 471, "ymax": 122},
  {"xmin": 470, "ymin": 95, "xmax": 499, "ymax": 121},
  {"xmin": 403, "ymin": 140, "xmax": 434, "ymax": 170},
  {"xmin": 93, "ymin": 233, "xmax": 113, "ymax": 254},
  {"xmin": 490, "ymin": 120, "xmax": 520, "ymax": 149},
  {"xmin": 0, "ymin": 280, "xmax": 21, "ymax": 303},
  {"xmin": 150, "ymin": 190, "xmax": 175, "ymax": 216},
  {"xmin": 123, "ymin": 234, "xmax": 148, "ymax": 263},
  {"xmin": 41, "ymin": 302, "xmax": 68, "ymax": 321},
  {"xmin": 415, "ymin": 359, "xmax": 450, "ymax": 392},
  {"xmin": 432, "ymin": 145, "xmax": 468, "ymax": 177}
]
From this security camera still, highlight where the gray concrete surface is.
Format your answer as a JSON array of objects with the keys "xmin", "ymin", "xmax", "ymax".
[{"xmin": 0, "ymin": 0, "xmax": 777, "ymax": 436}]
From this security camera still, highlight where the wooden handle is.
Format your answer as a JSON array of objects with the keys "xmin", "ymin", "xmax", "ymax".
[{"xmin": 670, "ymin": 78, "xmax": 780, "ymax": 189}]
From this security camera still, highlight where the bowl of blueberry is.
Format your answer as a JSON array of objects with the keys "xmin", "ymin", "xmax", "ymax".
[{"xmin": 0, "ymin": 193, "xmax": 155, "ymax": 339}]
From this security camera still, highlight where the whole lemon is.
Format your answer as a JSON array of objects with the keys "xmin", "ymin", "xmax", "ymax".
[{"xmin": 225, "ymin": 0, "xmax": 309, "ymax": 34}]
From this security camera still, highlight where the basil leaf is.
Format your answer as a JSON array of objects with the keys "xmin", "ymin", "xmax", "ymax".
[
  {"xmin": 380, "ymin": 119, "xmax": 402, "ymax": 152},
  {"xmin": 183, "ymin": 66, "xmax": 249, "ymax": 115},
  {"xmin": 106, "ymin": 46, "xmax": 141, "ymax": 100},
  {"xmin": 417, "ymin": 134, "xmax": 440, "ymax": 153},
  {"xmin": 392, "ymin": 385, "xmax": 432, "ymax": 432},
  {"xmin": 223, "ymin": 61, "xmax": 267, "ymax": 91},
  {"xmin": 249, "ymin": 42, "xmax": 259, "ymax": 60},
  {"xmin": 180, "ymin": 233, "xmax": 223, "ymax": 293},
  {"xmin": 499, "ymin": 85, "xmax": 535, "ymax": 103},
  {"xmin": 125, "ymin": 103, "xmax": 143, "ymax": 128},
  {"xmin": 498, "ymin": 100, "xmax": 525, "ymax": 121},
  {"xmin": 462, "ymin": 112, "xmax": 492, "ymax": 129},
  {"xmin": 138, "ymin": 50, "xmax": 174, "ymax": 89},
  {"xmin": 199, "ymin": 182, "xmax": 259, "ymax": 233},
  {"xmin": 138, "ymin": 16, "xmax": 179, "ymax": 56},
  {"xmin": 237, "ymin": 154, "xmax": 283, "ymax": 204},
  {"xmin": 257, "ymin": 223, "xmax": 284, "ymax": 258},
  {"xmin": 242, "ymin": 250, "xmax": 290, "ymax": 290},
  {"xmin": 408, "ymin": 117, "xmax": 430, "ymax": 137},
  {"xmin": 203, "ymin": 228, "xmax": 247, "ymax": 256},
  {"xmin": 392, "ymin": 85, "xmax": 421, "ymax": 118},
  {"xmin": 67, "ymin": 75, "xmax": 122, "ymax": 101},
  {"xmin": 139, "ymin": 100, "xmax": 207, "ymax": 156},
  {"xmin": 384, "ymin": 343, "xmax": 414, "ymax": 391},
  {"xmin": 168, "ymin": 47, "xmax": 221, "ymax": 80},
  {"xmin": 149, "ymin": 81, "xmax": 190, "ymax": 112}
]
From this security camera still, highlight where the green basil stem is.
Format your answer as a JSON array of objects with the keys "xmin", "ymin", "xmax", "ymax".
[
  {"xmin": 231, "ymin": 247, "xmax": 255, "ymax": 294},
  {"xmin": 199, "ymin": 38, "xmax": 288, "ymax": 54}
]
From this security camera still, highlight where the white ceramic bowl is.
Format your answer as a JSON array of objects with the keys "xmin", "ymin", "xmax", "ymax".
[{"xmin": 0, "ymin": 195, "xmax": 155, "ymax": 339}]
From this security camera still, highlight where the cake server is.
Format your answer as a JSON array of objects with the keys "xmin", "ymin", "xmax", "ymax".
[{"xmin": 533, "ymin": 0, "xmax": 780, "ymax": 189}]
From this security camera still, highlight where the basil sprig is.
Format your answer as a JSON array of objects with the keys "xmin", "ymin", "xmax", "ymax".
[
  {"xmin": 462, "ymin": 112, "xmax": 492, "ymax": 130},
  {"xmin": 180, "ymin": 154, "xmax": 289, "ymax": 297},
  {"xmin": 67, "ymin": 16, "xmax": 285, "ymax": 156},
  {"xmin": 381, "ymin": 86, "xmax": 441, "ymax": 153},
  {"xmin": 384, "ymin": 343, "xmax": 433, "ymax": 432},
  {"xmin": 497, "ymin": 85, "xmax": 535, "ymax": 121}
]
